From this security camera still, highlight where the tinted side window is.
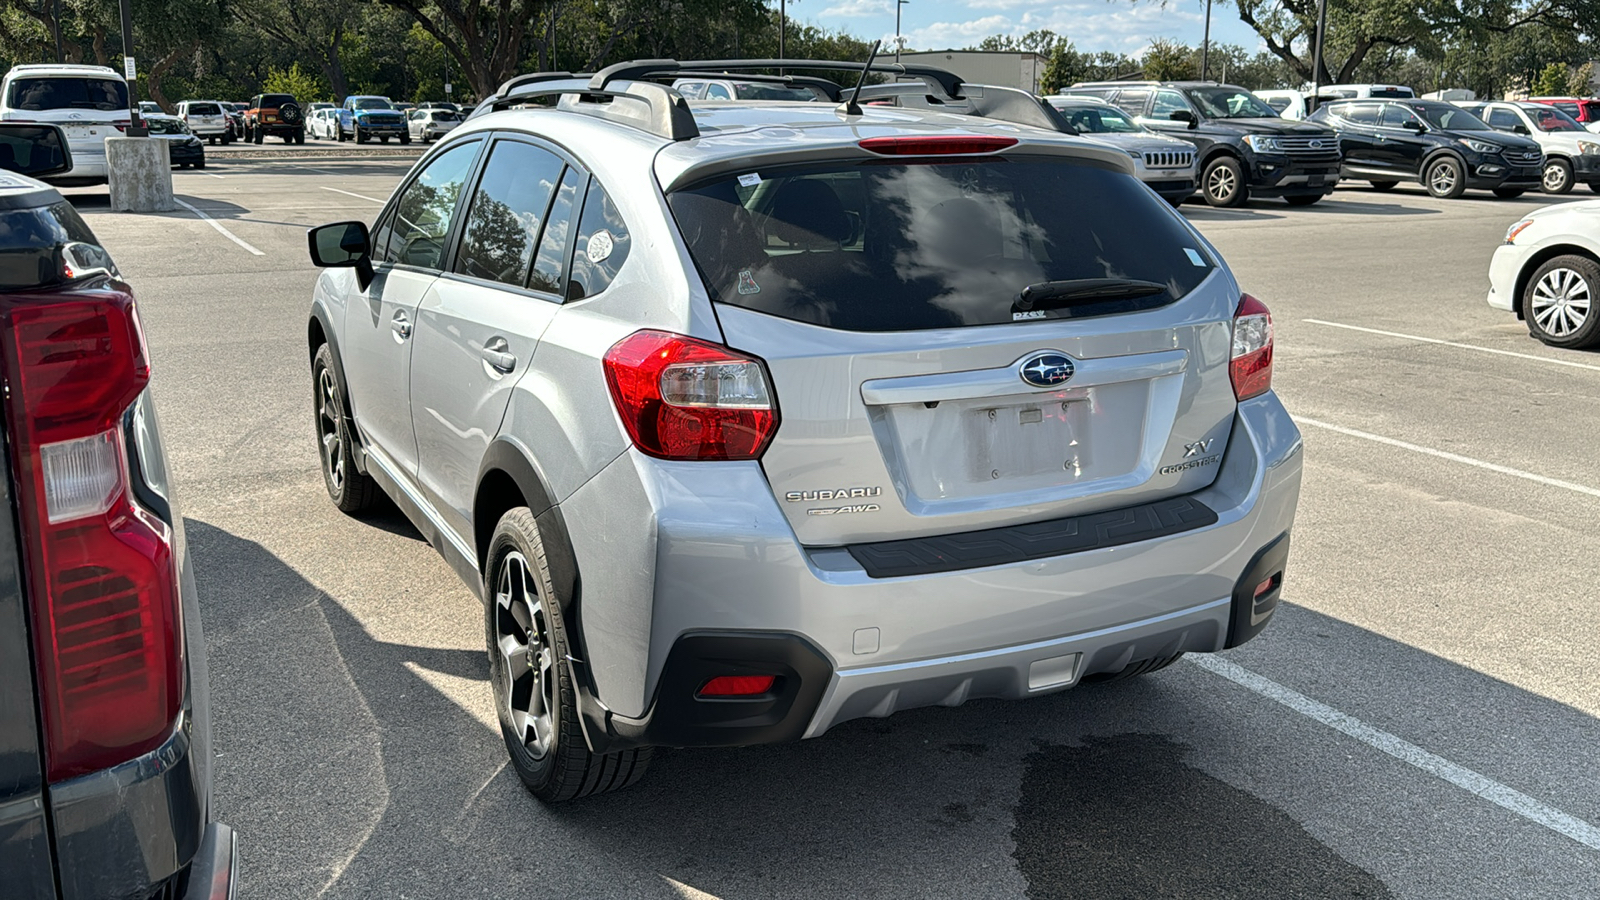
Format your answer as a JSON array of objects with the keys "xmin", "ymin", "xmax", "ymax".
[
  {"xmin": 567, "ymin": 181, "xmax": 631, "ymax": 301},
  {"xmin": 453, "ymin": 140, "xmax": 564, "ymax": 287},
  {"xmin": 1341, "ymin": 103, "xmax": 1380, "ymax": 126},
  {"xmin": 706, "ymin": 84, "xmax": 733, "ymax": 100},
  {"xmin": 1112, "ymin": 89, "xmax": 1151, "ymax": 116},
  {"xmin": 1379, "ymin": 104, "xmax": 1421, "ymax": 129},
  {"xmin": 529, "ymin": 167, "xmax": 582, "ymax": 295},
  {"xmin": 374, "ymin": 139, "xmax": 479, "ymax": 268},
  {"xmin": 0, "ymin": 201, "xmax": 113, "ymax": 289},
  {"xmin": 1150, "ymin": 90, "xmax": 1190, "ymax": 118},
  {"xmin": 1487, "ymin": 108, "xmax": 1520, "ymax": 129}
]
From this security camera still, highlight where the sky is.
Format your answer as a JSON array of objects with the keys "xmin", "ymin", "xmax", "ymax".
[{"xmin": 801, "ymin": 0, "xmax": 1265, "ymax": 58}]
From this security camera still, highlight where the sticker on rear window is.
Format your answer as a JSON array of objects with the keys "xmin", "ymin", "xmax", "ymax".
[
  {"xmin": 737, "ymin": 173, "xmax": 761, "ymax": 187},
  {"xmin": 587, "ymin": 230, "xmax": 614, "ymax": 263},
  {"xmin": 1183, "ymin": 248, "xmax": 1207, "ymax": 267},
  {"xmin": 737, "ymin": 269, "xmax": 761, "ymax": 295}
]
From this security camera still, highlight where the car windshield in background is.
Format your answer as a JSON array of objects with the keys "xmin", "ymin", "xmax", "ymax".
[
  {"xmin": 733, "ymin": 83, "xmax": 820, "ymax": 101},
  {"xmin": 146, "ymin": 118, "xmax": 188, "ymax": 135},
  {"xmin": 352, "ymin": 98, "xmax": 393, "ymax": 110},
  {"xmin": 1368, "ymin": 89, "xmax": 1413, "ymax": 98},
  {"xmin": 1051, "ymin": 103, "xmax": 1143, "ymax": 133},
  {"xmin": 431, "ymin": 111, "xmax": 459, "ymax": 121},
  {"xmin": 668, "ymin": 158, "xmax": 1212, "ymax": 332},
  {"xmin": 1412, "ymin": 103, "xmax": 1490, "ymax": 131},
  {"xmin": 187, "ymin": 103, "xmax": 220, "ymax": 115},
  {"xmin": 1530, "ymin": 107, "xmax": 1583, "ymax": 131},
  {"xmin": 8, "ymin": 77, "xmax": 128, "ymax": 112},
  {"xmin": 260, "ymin": 94, "xmax": 294, "ymax": 107},
  {"xmin": 1185, "ymin": 87, "xmax": 1278, "ymax": 119}
]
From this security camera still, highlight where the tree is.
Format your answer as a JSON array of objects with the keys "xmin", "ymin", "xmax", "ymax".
[
  {"xmin": 233, "ymin": 0, "xmax": 358, "ymax": 99},
  {"xmin": 1532, "ymin": 61, "xmax": 1570, "ymax": 96},
  {"xmin": 1141, "ymin": 38, "xmax": 1195, "ymax": 80},
  {"xmin": 263, "ymin": 61, "xmax": 329, "ymax": 100}
]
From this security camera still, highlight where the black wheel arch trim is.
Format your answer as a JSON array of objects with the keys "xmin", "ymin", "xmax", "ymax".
[
  {"xmin": 1420, "ymin": 148, "xmax": 1467, "ymax": 176},
  {"xmin": 307, "ymin": 305, "xmax": 365, "ymax": 474}
]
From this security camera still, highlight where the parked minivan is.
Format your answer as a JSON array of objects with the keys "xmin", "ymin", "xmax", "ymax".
[{"xmin": 0, "ymin": 64, "xmax": 129, "ymax": 185}]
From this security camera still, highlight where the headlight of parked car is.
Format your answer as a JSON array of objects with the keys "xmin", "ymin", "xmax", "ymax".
[
  {"xmin": 1579, "ymin": 140, "xmax": 1600, "ymax": 156},
  {"xmin": 1458, "ymin": 138, "xmax": 1502, "ymax": 154},
  {"xmin": 1242, "ymin": 135, "xmax": 1281, "ymax": 153},
  {"xmin": 1505, "ymin": 219, "xmax": 1535, "ymax": 244}
]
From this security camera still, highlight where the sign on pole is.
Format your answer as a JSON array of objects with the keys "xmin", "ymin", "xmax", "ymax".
[
  {"xmin": 123, "ymin": 56, "xmax": 136, "ymax": 80},
  {"xmin": 444, "ymin": 83, "xmax": 453, "ymax": 95}
]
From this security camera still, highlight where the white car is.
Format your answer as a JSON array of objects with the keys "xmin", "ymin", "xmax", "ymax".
[
  {"xmin": 0, "ymin": 63, "xmax": 129, "ymax": 184},
  {"xmin": 1458, "ymin": 101, "xmax": 1600, "ymax": 195},
  {"xmin": 406, "ymin": 107, "xmax": 460, "ymax": 142},
  {"xmin": 307, "ymin": 107, "xmax": 340, "ymax": 140},
  {"xmin": 175, "ymin": 100, "xmax": 232, "ymax": 144},
  {"xmin": 1489, "ymin": 202, "xmax": 1600, "ymax": 348},
  {"xmin": 1255, "ymin": 89, "xmax": 1345, "ymax": 120}
]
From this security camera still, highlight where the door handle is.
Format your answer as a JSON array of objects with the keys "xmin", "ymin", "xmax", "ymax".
[
  {"xmin": 480, "ymin": 337, "xmax": 516, "ymax": 374},
  {"xmin": 391, "ymin": 310, "xmax": 412, "ymax": 340}
]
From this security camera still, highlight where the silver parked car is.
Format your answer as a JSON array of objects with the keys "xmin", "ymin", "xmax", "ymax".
[
  {"xmin": 305, "ymin": 59, "xmax": 1303, "ymax": 803},
  {"xmin": 407, "ymin": 107, "xmax": 461, "ymax": 142},
  {"xmin": 1045, "ymin": 96, "xmax": 1198, "ymax": 204},
  {"xmin": 175, "ymin": 100, "xmax": 233, "ymax": 145}
]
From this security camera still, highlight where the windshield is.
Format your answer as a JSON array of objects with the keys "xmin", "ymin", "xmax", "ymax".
[
  {"xmin": 146, "ymin": 117, "xmax": 188, "ymax": 135},
  {"xmin": 1050, "ymin": 103, "xmax": 1144, "ymax": 134},
  {"xmin": 1412, "ymin": 103, "xmax": 1491, "ymax": 131},
  {"xmin": 7, "ymin": 77, "xmax": 129, "ymax": 112},
  {"xmin": 734, "ymin": 83, "xmax": 821, "ymax": 101},
  {"xmin": 1528, "ymin": 106, "xmax": 1583, "ymax": 132},
  {"xmin": 667, "ymin": 158, "xmax": 1213, "ymax": 332},
  {"xmin": 1185, "ymin": 86, "xmax": 1278, "ymax": 119},
  {"xmin": 430, "ymin": 111, "xmax": 459, "ymax": 121},
  {"xmin": 351, "ymin": 98, "xmax": 393, "ymax": 110},
  {"xmin": 1367, "ymin": 89, "xmax": 1414, "ymax": 99}
]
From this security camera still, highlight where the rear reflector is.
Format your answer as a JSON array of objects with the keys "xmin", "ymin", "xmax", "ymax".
[
  {"xmin": 2, "ymin": 290, "xmax": 182, "ymax": 782},
  {"xmin": 858, "ymin": 135, "xmax": 1019, "ymax": 156},
  {"xmin": 1230, "ymin": 293, "xmax": 1274, "ymax": 401},
  {"xmin": 698, "ymin": 675, "xmax": 776, "ymax": 697}
]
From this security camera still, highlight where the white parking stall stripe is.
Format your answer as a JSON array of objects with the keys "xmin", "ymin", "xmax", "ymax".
[
  {"xmin": 1191, "ymin": 655, "xmax": 1600, "ymax": 852},
  {"xmin": 1304, "ymin": 318, "xmax": 1600, "ymax": 373},
  {"xmin": 1297, "ymin": 417, "xmax": 1600, "ymax": 499},
  {"xmin": 173, "ymin": 198, "xmax": 265, "ymax": 256},
  {"xmin": 319, "ymin": 186, "xmax": 385, "ymax": 204}
]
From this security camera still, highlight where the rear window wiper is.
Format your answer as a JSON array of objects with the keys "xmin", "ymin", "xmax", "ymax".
[{"xmin": 1015, "ymin": 278, "xmax": 1169, "ymax": 311}]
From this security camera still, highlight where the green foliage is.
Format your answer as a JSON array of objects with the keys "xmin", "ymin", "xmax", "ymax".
[
  {"xmin": 263, "ymin": 63, "xmax": 329, "ymax": 102},
  {"xmin": 1533, "ymin": 63, "xmax": 1570, "ymax": 97},
  {"xmin": 1142, "ymin": 38, "xmax": 1195, "ymax": 81}
]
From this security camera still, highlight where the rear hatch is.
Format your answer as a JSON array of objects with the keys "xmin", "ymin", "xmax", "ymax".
[
  {"xmin": 667, "ymin": 148, "xmax": 1241, "ymax": 545},
  {"xmin": 3, "ymin": 75, "xmax": 129, "ymax": 156}
]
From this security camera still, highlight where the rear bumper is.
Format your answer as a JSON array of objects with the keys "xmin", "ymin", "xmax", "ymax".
[
  {"xmin": 564, "ymin": 390, "xmax": 1304, "ymax": 748},
  {"xmin": 179, "ymin": 823, "xmax": 238, "ymax": 900}
]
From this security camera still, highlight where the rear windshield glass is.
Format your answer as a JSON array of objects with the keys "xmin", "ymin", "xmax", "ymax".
[
  {"xmin": 734, "ymin": 83, "xmax": 821, "ymax": 101},
  {"xmin": 1367, "ymin": 89, "xmax": 1413, "ymax": 98},
  {"xmin": 668, "ymin": 158, "xmax": 1214, "ymax": 332},
  {"xmin": 8, "ymin": 77, "xmax": 128, "ymax": 112},
  {"xmin": 146, "ymin": 117, "xmax": 187, "ymax": 135},
  {"xmin": 186, "ymin": 102, "xmax": 220, "ymax": 115},
  {"xmin": 259, "ymin": 94, "xmax": 295, "ymax": 107}
]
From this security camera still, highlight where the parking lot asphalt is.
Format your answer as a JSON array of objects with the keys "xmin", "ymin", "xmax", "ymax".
[{"xmin": 66, "ymin": 162, "xmax": 1600, "ymax": 898}]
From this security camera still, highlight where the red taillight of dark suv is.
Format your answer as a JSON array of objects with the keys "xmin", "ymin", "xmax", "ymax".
[{"xmin": 0, "ymin": 288, "xmax": 183, "ymax": 782}]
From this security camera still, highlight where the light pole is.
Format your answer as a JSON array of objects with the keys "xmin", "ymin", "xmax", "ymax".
[
  {"xmin": 1200, "ymin": 0, "xmax": 1212, "ymax": 81},
  {"xmin": 118, "ymin": 0, "xmax": 145, "ymax": 135},
  {"xmin": 896, "ymin": 0, "xmax": 909, "ymax": 64},
  {"xmin": 1310, "ymin": 0, "xmax": 1328, "ymax": 114}
]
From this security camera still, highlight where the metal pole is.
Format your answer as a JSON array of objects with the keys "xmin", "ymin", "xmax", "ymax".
[
  {"xmin": 896, "ymin": 0, "xmax": 907, "ymax": 64},
  {"xmin": 778, "ymin": 0, "xmax": 786, "ymax": 76},
  {"xmin": 53, "ymin": 0, "xmax": 63, "ymax": 63},
  {"xmin": 117, "ymin": 0, "xmax": 144, "ymax": 135},
  {"xmin": 1200, "ymin": 0, "xmax": 1211, "ymax": 82},
  {"xmin": 1310, "ymin": 0, "xmax": 1328, "ymax": 114}
]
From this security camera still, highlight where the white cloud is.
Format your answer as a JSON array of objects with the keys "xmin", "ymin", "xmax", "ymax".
[
  {"xmin": 821, "ymin": 0, "xmax": 892, "ymax": 16},
  {"xmin": 897, "ymin": 1, "xmax": 1205, "ymax": 54},
  {"xmin": 904, "ymin": 15, "xmax": 1014, "ymax": 50}
]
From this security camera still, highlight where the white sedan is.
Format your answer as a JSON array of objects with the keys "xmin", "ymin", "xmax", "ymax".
[{"xmin": 1490, "ymin": 201, "xmax": 1600, "ymax": 348}]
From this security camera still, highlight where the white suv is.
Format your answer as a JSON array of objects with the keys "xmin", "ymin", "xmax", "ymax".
[
  {"xmin": 0, "ymin": 64, "xmax": 129, "ymax": 184},
  {"xmin": 175, "ymin": 100, "xmax": 233, "ymax": 145}
]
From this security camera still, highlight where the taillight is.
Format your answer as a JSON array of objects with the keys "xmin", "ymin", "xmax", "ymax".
[
  {"xmin": 113, "ymin": 120, "xmax": 129, "ymax": 133},
  {"xmin": 1, "ymin": 290, "xmax": 182, "ymax": 782},
  {"xmin": 602, "ymin": 330, "xmax": 778, "ymax": 461},
  {"xmin": 1230, "ymin": 294, "xmax": 1274, "ymax": 401},
  {"xmin": 858, "ymin": 135, "xmax": 1018, "ymax": 155}
]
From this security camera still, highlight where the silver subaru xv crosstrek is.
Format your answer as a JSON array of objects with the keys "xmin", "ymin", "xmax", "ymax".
[{"xmin": 305, "ymin": 59, "xmax": 1304, "ymax": 803}]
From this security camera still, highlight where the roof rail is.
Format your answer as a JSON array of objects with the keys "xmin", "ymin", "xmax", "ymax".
[
  {"xmin": 471, "ymin": 75, "xmax": 698, "ymax": 141},
  {"xmin": 848, "ymin": 82, "xmax": 1072, "ymax": 133},
  {"xmin": 590, "ymin": 58, "xmax": 967, "ymax": 99}
]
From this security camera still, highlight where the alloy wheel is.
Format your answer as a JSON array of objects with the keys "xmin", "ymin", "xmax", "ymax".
[
  {"xmin": 316, "ymin": 367, "xmax": 344, "ymax": 492},
  {"xmin": 1429, "ymin": 162, "xmax": 1458, "ymax": 195},
  {"xmin": 1530, "ymin": 267, "xmax": 1592, "ymax": 337},
  {"xmin": 1207, "ymin": 166, "xmax": 1237, "ymax": 202},
  {"xmin": 495, "ymin": 551, "xmax": 557, "ymax": 761}
]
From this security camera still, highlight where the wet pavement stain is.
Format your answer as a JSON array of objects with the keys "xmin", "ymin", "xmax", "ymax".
[{"xmin": 1011, "ymin": 733, "xmax": 1394, "ymax": 899}]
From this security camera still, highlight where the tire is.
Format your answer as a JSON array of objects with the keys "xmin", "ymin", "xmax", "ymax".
[
  {"xmin": 1369, "ymin": 180, "xmax": 1399, "ymax": 191},
  {"xmin": 252, "ymin": 125, "xmax": 263, "ymax": 145},
  {"xmin": 485, "ymin": 508, "xmax": 653, "ymax": 802},
  {"xmin": 1493, "ymin": 187, "xmax": 1526, "ymax": 199},
  {"xmin": 1543, "ymin": 158, "xmax": 1575, "ymax": 194},
  {"xmin": 1284, "ymin": 193, "xmax": 1323, "ymax": 207},
  {"xmin": 399, "ymin": 134, "xmax": 410, "ymax": 145},
  {"xmin": 312, "ymin": 344, "xmax": 381, "ymax": 513},
  {"xmin": 1201, "ymin": 156, "xmax": 1248, "ymax": 208},
  {"xmin": 1081, "ymin": 652, "xmax": 1186, "ymax": 684},
  {"xmin": 354, "ymin": 124, "xmax": 365, "ymax": 144},
  {"xmin": 194, "ymin": 159, "xmax": 205, "ymax": 170},
  {"xmin": 1521, "ymin": 254, "xmax": 1600, "ymax": 349},
  {"xmin": 1423, "ymin": 156, "xmax": 1465, "ymax": 198},
  {"xmin": 1590, "ymin": 182, "xmax": 1600, "ymax": 194}
]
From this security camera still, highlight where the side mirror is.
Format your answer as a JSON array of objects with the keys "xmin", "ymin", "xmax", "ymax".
[
  {"xmin": 308, "ymin": 221, "xmax": 374, "ymax": 289},
  {"xmin": 1169, "ymin": 109, "xmax": 1197, "ymax": 127},
  {"xmin": 1512, "ymin": 124, "xmax": 1530, "ymax": 135},
  {"xmin": 1403, "ymin": 119, "xmax": 1427, "ymax": 133},
  {"xmin": 0, "ymin": 123, "xmax": 73, "ymax": 178}
]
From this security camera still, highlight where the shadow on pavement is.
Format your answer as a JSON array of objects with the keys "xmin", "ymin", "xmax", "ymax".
[{"xmin": 187, "ymin": 519, "xmax": 1600, "ymax": 899}]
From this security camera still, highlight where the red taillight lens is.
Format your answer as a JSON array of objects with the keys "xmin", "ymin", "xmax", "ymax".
[
  {"xmin": 1, "ymin": 291, "xmax": 182, "ymax": 782},
  {"xmin": 858, "ymin": 135, "xmax": 1018, "ymax": 155},
  {"xmin": 602, "ymin": 330, "xmax": 779, "ymax": 461},
  {"xmin": 698, "ymin": 675, "xmax": 776, "ymax": 697},
  {"xmin": 1230, "ymin": 293, "xmax": 1274, "ymax": 401}
]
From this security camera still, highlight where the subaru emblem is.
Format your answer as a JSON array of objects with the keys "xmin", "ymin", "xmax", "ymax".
[{"xmin": 1019, "ymin": 353, "xmax": 1075, "ymax": 388}]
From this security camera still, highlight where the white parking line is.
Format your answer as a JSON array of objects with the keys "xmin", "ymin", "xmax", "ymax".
[
  {"xmin": 1192, "ymin": 655, "xmax": 1600, "ymax": 852},
  {"xmin": 173, "ymin": 198, "xmax": 265, "ymax": 256},
  {"xmin": 319, "ymin": 186, "xmax": 385, "ymax": 204},
  {"xmin": 1297, "ymin": 417, "xmax": 1600, "ymax": 499},
  {"xmin": 1303, "ymin": 319, "xmax": 1600, "ymax": 373}
]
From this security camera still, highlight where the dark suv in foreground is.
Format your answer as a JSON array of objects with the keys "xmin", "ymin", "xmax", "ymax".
[
  {"xmin": 0, "ymin": 127, "xmax": 235, "ymax": 898},
  {"xmin": 1066, "ymin": 80, "xmax": 1341, "ymax": 207},
  {"xmin": 1308, "ymin": 98, "xmax": 1545, "ymax": 198}
]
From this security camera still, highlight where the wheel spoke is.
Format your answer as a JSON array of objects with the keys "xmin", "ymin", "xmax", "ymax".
[{"xmin": 491, "ymin": 548, "xmax": 557, "ymax": 761}]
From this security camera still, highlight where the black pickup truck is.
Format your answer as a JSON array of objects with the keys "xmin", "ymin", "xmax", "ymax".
[{"xmin": 0, "ymin": 125, "xmax": 235, "ymax": 900}]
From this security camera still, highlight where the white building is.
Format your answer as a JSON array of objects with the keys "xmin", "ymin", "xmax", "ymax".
[{"xmin": 896, "ymin": 51, "xmax": 1046, "ymax": 93}]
